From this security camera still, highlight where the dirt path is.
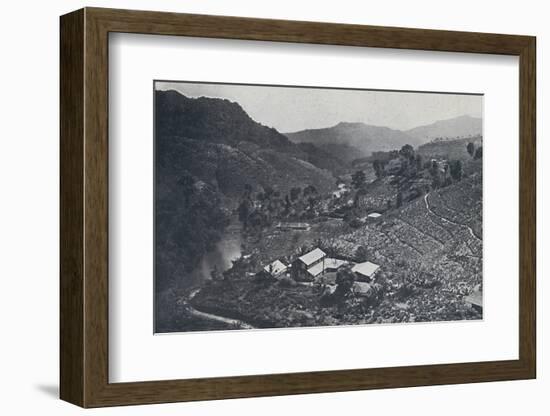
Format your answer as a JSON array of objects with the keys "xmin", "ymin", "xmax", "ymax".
[
  {"xmin": 424, "ymin": 193, "xmax": 481, "ymax": 241},
  {"xmin": 188, "ymin": 288, "xmax": 256, "ymax": 330},
  {"xmin": 188, "ymin": 307, "xmax": 255, "ymax": 330}
]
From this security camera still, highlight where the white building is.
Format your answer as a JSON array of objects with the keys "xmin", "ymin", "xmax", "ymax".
[
  {"xmin": 293, "ymin": 248, "xmax": 327, "ymax": 280},
  {"xmin": 352, "ymin": 261, "xmax": 380, "ymax": 282},
  {"xmin": 261, "ymin": 260, "xmax": 288, "ymax": 278}
]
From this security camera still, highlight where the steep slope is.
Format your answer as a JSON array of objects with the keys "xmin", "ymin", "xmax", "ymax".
[
  {"xmin": 285, "ymin": 122, "xmax": 421, "ymax": 157},
  {"xmin": 155, "ymin": 90, "xmax": 344, "ymax": 196},
  {"xmin": 155, "ymin": 90, "xmax": 342, "ymax": 297},
  {"xmin": 405, "ymin": 115, "xmax": 482, "ymax": 141},
  {"xmin": 156, "ymin": 89, "xmax": 291, "ymax": 150}
]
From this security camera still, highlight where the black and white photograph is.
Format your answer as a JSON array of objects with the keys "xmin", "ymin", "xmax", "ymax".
[{"xmin": 154, "ymin": 81, "xmax": 483, "ymax": 333}]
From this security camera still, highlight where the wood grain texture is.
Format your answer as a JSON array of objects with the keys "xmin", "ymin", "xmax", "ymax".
[
  {"xmin": 59, "ymin": 8, "xmax": 84, "ymax": 407},
  {"xmin": 59, "ymin": 7, "xmax": 537, "ymax": 408}
]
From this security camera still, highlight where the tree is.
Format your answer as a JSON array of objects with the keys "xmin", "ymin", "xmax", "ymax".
[
  {"xmin": 474, "ymin": 146, "xmax": 483, "ymax": 160},
  {"xmin": 303, "ymin": 185, "xmax": 317, "ymax": 197},
  {"xmin": 372, "ymin": 160, "xmax": 383, "ymax": 178},
  {"xmin": 263, "ymin": 185, "xmax": 275, "ymax": 199},
  {"xmin": 307, "ymin": 196, "xmax": 318, "ymax": 211},
  {"xmin": 396, "ymin": 191, "xmax": 403, "ymax": 208},
  {"xmin": 355, "ymin": 245, "xmax": 370, "ymax": 262},
  {"xmin": 243, "ymin": 183, "xmax": 253, "ymax": 196},
  {"xmin": 284, "ymin": 194, "xmax": 291, "ymax": 213},
  {"xmin": 237, "ymin": 198, "xmax": 251, "ymax": 229},
  {"xmin": 351, "ymin": 170, "xmax": 367, "ymax": 189},
  {"xmin": 467, "ymin": 142, "xmax": 475, "ymax": 157},
  {"xmin": 399, "ymin": 144, "xmax": 415, "ymax": 160},
  {"xmin": 290, "ymin": 187, "xmax": 301, "ymax": 202},
  {"xmin": 449, "ymin": 160, "xmax": 463, "ymax": 181},
  {"xmin": 353, "ymin": 187, "xmax": 367, "ymax": 208},
  {"xmin": 334, "ymin": 265, "xmax": 356, "ymax": 301},
  {"xmin": 415, "ymin": 154, "xmax": 423, "ymax": 171}
]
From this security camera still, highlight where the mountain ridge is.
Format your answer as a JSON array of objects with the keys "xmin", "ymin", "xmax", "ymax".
[
  {"xmin": 405, "ymin": 115, "xmax": 482, "ymax": 141},
  {"xmin": 155, "ymin": 90, "xmax": 345, "ymax": 199},
  {"xmin": 285, "ymin": 115, "xmax": 482, "ymax": 158}
]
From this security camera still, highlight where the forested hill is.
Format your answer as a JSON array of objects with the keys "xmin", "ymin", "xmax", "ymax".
[
  {"xmin": 156, "ymin": 89, "xmax": 291, "ymax": 150},
  {"xmin": 285, "ymin": 116, "xmax": 482, "ymax": 159},
  {"xmin": 405, "ymin": 115, "xmax": 482, "ymax": 141},
  {"xmin": 155, "ymin": 90, "xmax": 345, "ymax": 198},
  {"xmin": 285, "ymin": 122, "xmax": 423, "ymax": 159},
  {"xmin": 154, "ymin": 89, "xmax": 345, "ymax": 293}
]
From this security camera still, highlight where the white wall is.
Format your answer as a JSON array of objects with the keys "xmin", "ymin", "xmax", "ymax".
[{"xmin": 0, "ymin": 0, "xmax": 545, "ymax": 414}]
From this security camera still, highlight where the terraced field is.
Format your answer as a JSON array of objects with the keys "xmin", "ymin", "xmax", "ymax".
[{"xmin": 338, "ymin": 171, "xmax": 482, "ymax": 309}]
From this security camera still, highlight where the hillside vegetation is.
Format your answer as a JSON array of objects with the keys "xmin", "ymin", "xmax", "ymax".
[
  {"xmin": 285, "ymin": 122, "xmax": 422, "ymax": 158},
  {"xmin": 155, "ymin": 90, "xmax": 345, "ymax": 298},
  {"xmin": 405, "ymin": 115, "xmax": 482, "ymax": 141}
]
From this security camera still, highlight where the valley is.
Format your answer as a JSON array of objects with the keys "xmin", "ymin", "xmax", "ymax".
[{"xmin": 154, "ymin": 88, "xmax": 483, "ymax": 333}]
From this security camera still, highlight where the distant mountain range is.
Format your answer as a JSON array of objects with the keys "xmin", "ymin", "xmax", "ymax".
[
  {"xmin": 155, "ymin": 90, "xmax": 483, "ymax": 197},
  {"xmin": 405, "ymin": 115, "xmax": 482, "ymax": 141},
  {"xmin": 285, "ymin": 122, "xmax": 419, "ymax": 161},
  {"xmin": 285, "ymin": 115, "xmax": 482, "ymax": 158}
]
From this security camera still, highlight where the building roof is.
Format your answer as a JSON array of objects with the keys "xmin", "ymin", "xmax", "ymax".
[
  {"xmin": 307, "ymin": 261, "xmax": 325, "ymax": 277},
  {"xmin": 464, "ymin": 290, "xmax": 483, "ymax": 307},
  {"xmin": 353, "ymin": 281, "xmax": 372, "ymax": 295},
  {"xmin": 298, "ymin": 248, "xmax": 326, "ymax": 266},
  {"xmin": 324, "ymin": 258, "xmax": 348, "ymax": 270},
  {"xmin": 367, "ymin": 212, "xmax": 382, "ymax": 218},
  {"xmin": 352, "ymin": 261, "xmax": 380, "ymax": 277},
  {"xmin": 277, "ymin": 222, "xmax": 310, "ymax": 228},
  {"xmin": 263, "ymin": 260, "xmax": 287, "ymax": 276}
]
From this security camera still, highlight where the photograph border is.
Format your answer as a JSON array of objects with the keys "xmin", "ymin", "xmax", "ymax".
[
  {"xmin": 60, "ymin": 7, "xmax": 536, "ymax": 407},
  {"xmin": 151, "ymin": 78, "xmax": 485, "ymax": 335}
]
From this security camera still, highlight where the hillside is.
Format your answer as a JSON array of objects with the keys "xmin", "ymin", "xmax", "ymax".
[
  {"xmin": 285, "ymin": 122, "xmax": 422, "ymax": 158},
  {"xmin": 406, "ymin": 115, "xmax": 482, "ymax": 141},
  {"xmin": 155, "ymin": 90, "xmax": 345, "ymax": 197},
  {"xmin": 417, "ymin": 135, "xmax": 483, "ymax": 161},
  {"xmin": 155, "ymin": 90, "xmax": 342, "ymax": 297},
  {"xmin": 188, "ymin": 165, "xmax": 483, "ymax": 329}
]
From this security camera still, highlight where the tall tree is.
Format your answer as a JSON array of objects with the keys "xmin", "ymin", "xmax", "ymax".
[
  {"xmin": 399, "ymin": 144, "xmax": 415, "ymax": 160},
  {"xmin": 290, "ymin": 187, "xmax": 301, "ymax": 202},
  {"xmin": 334, "ymin": 265, "xmax": 356, "ymax": 301},
  {"xmin": 415, "ymin": 154, "xmax": 423, "ymax": 171},
  {"xmin": 396, "ymin": 191, "xmax": 403, "ymax": 208},
  {"xmin": 372, "ymin": 160, "xmax": 383, "ymax": 179},
  {"xmin": 474, "ymin": 146, "xmax": 483, "ymax": 160},
  {"xmin": 467, "ymin": 142, "xmax": 475, "ymax": 157},
  {"xmin": 351, "ymin": 170, "xmax": 367, "ymax": 189},
  {"xmin": 355, "ymin": 246, "xmax": 370, "ymax": 262},
  {"xmin": 303, "ymin": 184, "xmax": 318, "ymax": 197},
  {"xmin": 237, "ymin": 198, "xmax": 251, "ymax": 229},
  {"xmin": 450, "ymin": 160, "xmax": 463, "ymax": 181}
]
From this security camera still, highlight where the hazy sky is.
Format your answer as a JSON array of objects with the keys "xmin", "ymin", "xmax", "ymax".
[{"xmin": 155, "ymin": 81, "xmax": 483, "ymax": 133}]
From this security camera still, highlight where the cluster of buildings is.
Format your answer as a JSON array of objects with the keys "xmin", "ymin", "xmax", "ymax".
[{"xmin": 258, "ymin": 247, "xmax": 381, "ymax": 288}]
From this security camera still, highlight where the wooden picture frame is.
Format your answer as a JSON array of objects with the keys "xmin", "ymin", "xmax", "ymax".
[{"xmin": 60, "ymin": 7, "xmax": 536, "ymax": 408}]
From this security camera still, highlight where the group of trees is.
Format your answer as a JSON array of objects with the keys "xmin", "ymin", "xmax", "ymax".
[
  {"xmin": 426, "ymin": 141, "xmax": 484, "ymax": 190},
  {"xmin": 155, "ymin": 171, "xmax": 230, "ymax": 293},
  {"xmin": 237, "ymin": 183, "xmax": 321, "ymax": 232},
  {"xmin": 428, "ymin": 141, "xmax": 481, "ymax": 190},
  {"xmin": 371, "ymin": 144, "xmax": 424, "ymax": 180},
  {"xmin": 349, "ymin": 141, "xmax": 479, "ymax": 217},
  {"xmin": 467, "ymin": 141, "xmax": 483, "ymax": 160}
]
